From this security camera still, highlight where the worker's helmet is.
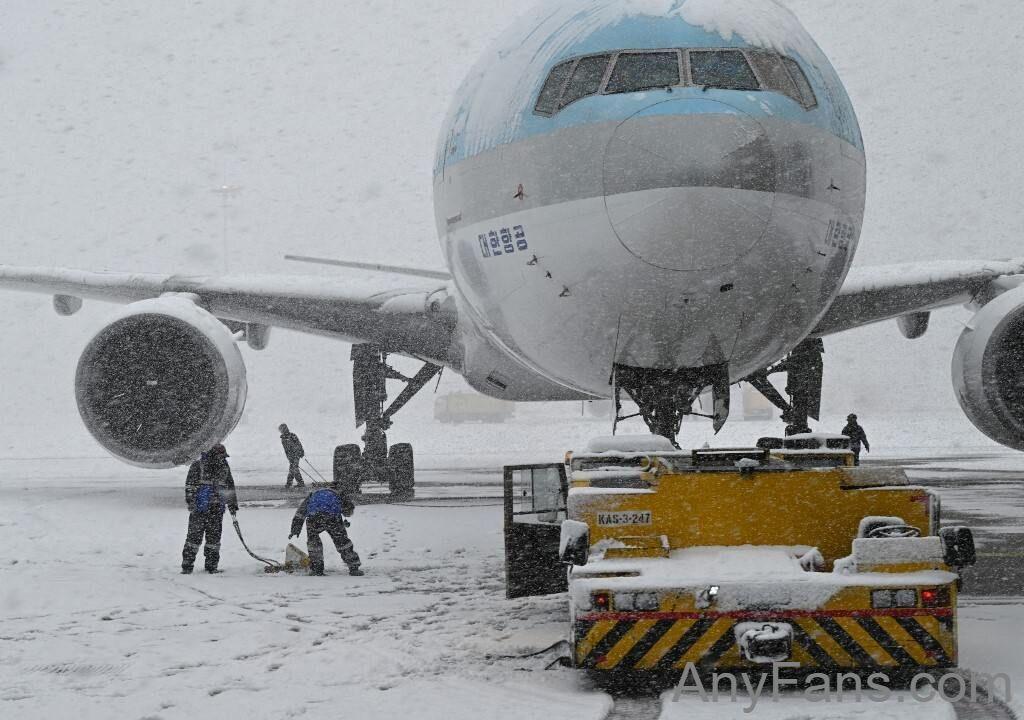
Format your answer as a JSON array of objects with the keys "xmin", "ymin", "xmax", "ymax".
[
  {"xmin": 847, "ymin": 414, "xmax": 858, "ymax": 421},
  {"xmin": 279, "ymin": 423, "xmax": 289, "ymax": 433},
  {"xmin": 211, "ymin": 443, "xmax": 229, "ymax": 458}
]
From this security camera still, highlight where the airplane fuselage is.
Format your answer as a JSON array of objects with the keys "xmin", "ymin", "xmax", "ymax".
[{"xmin": 433, "ymin": 1, "xmax": 865, "ymax": 402}]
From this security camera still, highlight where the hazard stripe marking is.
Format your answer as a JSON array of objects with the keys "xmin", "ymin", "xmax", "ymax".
[
  {"xmin": 618, "ymin": 620, "xmax": 677, "ymax": 671},
  {"xmin": 791, "ymin": 621, "xmax": 840, "ymax": 669},
  {"xmin": 576, "ymin": 613, "xmax": 954, "ymax": 671},
  {"xmin": 658, "ymin": 619, "xmax": 716, "ymax": 670},
  {"xmin": 799, "ymin": 618, "xmax": 856, "ymax": 668},
  {"xmin": 635, "ymin": 619, "xmax": 696, "ymax": 670},
  {"xmin": 874, "ymin": 615, "xmax": 932, "ymax": 667},
  {"xmin": 699, "ymin": 624, "xmax": 740, "ymax": 668},
  {"xmin": 815, "ymin": 617, "xmax": 878, "ymax": 668},
  {"xmin": 576, "ymin": 620, "xmax": 616, "ymax": 665},
  {"xmin": 923, "ymin": 615, "xmax": 956, "ymax": 662},
  {"xmin": 597, "ymin": 619, "xmax": 657, "ymax": 670},
  {"xmin": 899, "ymin": 616, "xmax": 952, "ymax": 666},
  {"xmin": 583, "ymin": 621, "xmax": 636, "ymax": 667},
  {"xmin": 675, "ymin": 619, "xmax": 733, "ymax": 669},
  {"xmin": 858, "ymin": 617, "xmax": 919, "ymax": 667},
  {"xmin": 834, "ymin": 617, "xmax": 897, "ymax": 667}
]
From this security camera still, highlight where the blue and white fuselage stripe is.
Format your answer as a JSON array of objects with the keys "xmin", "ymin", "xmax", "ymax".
[{"xmin": 436, "ymin": 2, "xmax": 862, "ymax": 175}]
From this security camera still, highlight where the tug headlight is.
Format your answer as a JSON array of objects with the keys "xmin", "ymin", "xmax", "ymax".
[
  {"xmin": 872, "ymin": 588, "xmax": 920, "ymax": 609},
  {"xmin": 895, "ymin": 589, "xmax": 919, "ymax": 607},
  {"xmin": 635, "ymin": 592, "xmax": 660, "ymax": 611}
]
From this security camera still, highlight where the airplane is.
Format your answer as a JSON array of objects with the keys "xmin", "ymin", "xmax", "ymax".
[{"xmin": 3, "ymin": 0, "xmax": 1024, "ymax": 497}]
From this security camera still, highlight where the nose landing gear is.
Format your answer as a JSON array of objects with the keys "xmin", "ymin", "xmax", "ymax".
[{"xmin": 613, "ymin": 363, "xmax": 731, "ymax": 448}]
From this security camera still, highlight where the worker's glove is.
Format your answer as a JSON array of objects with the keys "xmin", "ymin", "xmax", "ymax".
[{"xmin": 343, "ymin": 520, "xmax": 351, "ymax": 528}]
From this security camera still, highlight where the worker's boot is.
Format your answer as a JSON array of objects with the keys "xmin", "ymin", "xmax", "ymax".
[
  {"xmin": 204, "ymin": 549, "xmax": 220, "ymax": 574},
  {"xmin": 348, "ymin": 566, "xmax": 364, "ymax": 576},
  {"xmin": 182, "ymin": 542, "xmax": 199, "ymax": 575}
]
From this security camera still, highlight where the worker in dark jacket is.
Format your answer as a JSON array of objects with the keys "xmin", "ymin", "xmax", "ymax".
[
  {"xmin": 841, "ymin": 414, "xmax": 871, "ymax": 466},
  {"xmin": 289, "ymin": 485, "xmax": 363, "ymax": 576},
  {"xmin": 181, "ymin": 444, "xmax": 239, "ymax": 574},
  {"xmin": 279, "ymin": 423, "xmax": 305, "ymax": 489}
]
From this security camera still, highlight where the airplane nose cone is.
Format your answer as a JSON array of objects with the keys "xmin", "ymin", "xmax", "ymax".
[{"xmin": 603, "ymin": 98, "xmax": 777, "ymax": 272}]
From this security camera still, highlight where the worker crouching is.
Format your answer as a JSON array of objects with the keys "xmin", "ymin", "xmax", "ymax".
[{"xmin": 289, "ymin": 485, "xmax": 363, "ymax": 576}]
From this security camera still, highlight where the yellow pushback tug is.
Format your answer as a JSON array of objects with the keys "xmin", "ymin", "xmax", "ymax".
[{"xmin": 502, "ymin": 434, "xmax": 977, "ymax": 679}]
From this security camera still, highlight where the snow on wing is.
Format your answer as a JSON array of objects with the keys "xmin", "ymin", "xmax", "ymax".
[
  {"xmin": 812, "ymin": 258, "xmax": 1024, "ymax": 337},
  {"xmin": 0, "ymin": 264, "xmax": 457, "ymax": 364}
]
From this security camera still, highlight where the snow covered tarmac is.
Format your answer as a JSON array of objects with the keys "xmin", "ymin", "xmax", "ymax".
[{"xmin": 1, "ymin": 457, "xmax": 1021, "ymax": 719}]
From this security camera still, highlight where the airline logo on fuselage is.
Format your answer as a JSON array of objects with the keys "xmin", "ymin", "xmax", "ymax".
[{"xmin": 479, "ymin": 225, "xmax": 529, "ymax": 259}]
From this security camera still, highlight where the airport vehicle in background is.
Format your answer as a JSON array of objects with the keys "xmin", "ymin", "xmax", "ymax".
[
  {"xmin": 6, "ymin": 0, "xmax": 1024, "ymax": 495},
  {"xmin": 434, "ymin": 393, "xmax": 515, "ymax": 424},
  {"xmin": 504, "ymin": 437, "xmax": 976, "ymax": 677}
]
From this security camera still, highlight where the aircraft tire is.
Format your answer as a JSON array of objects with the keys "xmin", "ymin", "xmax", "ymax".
[
  {"xmin": 334, "ymin": 443, "xmax": 362, "ymax": 495},
  {"xmin": 388, "ymin": 443, "xmax": 415, "ymax": 500}
]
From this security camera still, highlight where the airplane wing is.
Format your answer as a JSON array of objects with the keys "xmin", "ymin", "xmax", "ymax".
[
  {"xmin": 0, "ymin": 264, "xmax": 457, "ymax": 363},
  {"xmin": 812, "ymin": 258, "xmax": 1024, "ymax": 337}
]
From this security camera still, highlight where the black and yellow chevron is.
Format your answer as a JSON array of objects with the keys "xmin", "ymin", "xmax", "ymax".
[{"xmin": 574, "ymin": 612, "xmax": 955, "ymax": 672}]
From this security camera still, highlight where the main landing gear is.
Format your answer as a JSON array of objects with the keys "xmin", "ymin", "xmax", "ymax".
[
  {"xmin": 610, "ymin": 339, "xmax": 826, "ymax": 447},
  {"xmin": 334, "ymin": 344, "xmax": 441, "ymax": 502},
  {"xmin": 743, "ymin": 338, "xmax": 825, "ymax": 436}
]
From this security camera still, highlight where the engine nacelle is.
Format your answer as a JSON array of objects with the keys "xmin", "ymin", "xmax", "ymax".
[
  {"xmin": 75, "ymin": 296, "xmax": 247, "ymax": 468},
  {"xmin": 952, "ymin": 285, "xmax": 1024, "ymax": 451}
]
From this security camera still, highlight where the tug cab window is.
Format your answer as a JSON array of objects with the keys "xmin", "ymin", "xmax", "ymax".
[
  {"xmin": 605, "ymin": 51, "xmax": 681, "ymax": 94},
  {"xmin": 688, "ymin": 50, "xmax": 759, "ymax": 91},
  {"xmin": 781, "ymin": 56, "xmax": 817, "ymax": 109},
  {"xmin": 560, "ymin": 55, "xmax": 612, "ymax": 109},
  {"xmin": 535, "ymin": 61, "xmax": 573, "ymax": 116}
]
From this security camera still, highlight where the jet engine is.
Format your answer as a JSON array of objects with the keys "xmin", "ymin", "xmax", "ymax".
[
  {"xmin": 75, "ymin": 296, "xmax": 247, "ymax": 467},
  {"xmin": 952, "ymin": 284, "xmax": 1024, "ymax": 451}
]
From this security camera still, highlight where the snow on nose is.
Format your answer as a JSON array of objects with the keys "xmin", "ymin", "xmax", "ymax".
[{"xmin": 603, "ymin": 98, "xmax": 777, "ymax": 272}]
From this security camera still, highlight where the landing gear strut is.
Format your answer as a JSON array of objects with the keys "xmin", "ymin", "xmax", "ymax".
[
  {"xmin": 743, "ymin": 339, "xmax": 824, "ymax": 436},
  {"xmin": 334, "ymin": 344, "xmax": 441, "ymax": 501},
  {"xmin": 613, "ymin": 363, "xmax": 731, "ymax": 449}
]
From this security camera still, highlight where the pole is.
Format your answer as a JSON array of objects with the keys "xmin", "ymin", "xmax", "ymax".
[{"xmin": 303, "ymin": 457, "xmax": 330, "ymax": 484}]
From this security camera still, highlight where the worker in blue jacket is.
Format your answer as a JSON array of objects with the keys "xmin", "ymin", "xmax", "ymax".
[
  {"xmin": 181, "ymin": 444, "xmax": 239, "ymax": 574},
  {"xmin": 289, "ymin": 485, "xmax": 363, "ymax": 576}
]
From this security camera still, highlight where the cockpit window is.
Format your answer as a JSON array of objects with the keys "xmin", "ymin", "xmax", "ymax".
[
  {"xmin": 747, "ymin": 52, "xmax": 798, "ymax": 101},
  {"xmin": 688, "ymin": 50, "xmax": 759, "ymax": 91},
  {"xmin": 605, "ymin": 52, "xmax": 680, "ymax": 94},
  {"xmin": 534, "ymin": 49, "xmax": 817, "ymax": 116},
  {"xmin": 534, "ymin": 61, "xmax": 573, "ymax": 116},
  {"xmin": 781, "ymin": 56, "xmax": 817, "ymax": 109},
  {"xmin": 560, "ymin": 55, "xmax": 611, "ymax": 109}
]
